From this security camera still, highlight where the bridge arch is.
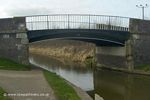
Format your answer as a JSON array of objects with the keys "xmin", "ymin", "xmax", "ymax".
[{"xmin": 27, "ymin": 29, "xmax": 129, "ymax": 46}]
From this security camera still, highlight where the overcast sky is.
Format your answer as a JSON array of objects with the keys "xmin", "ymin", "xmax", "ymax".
[{"xmin": 0, "ymin": 0, "xmax": 150, "ymax": 19}]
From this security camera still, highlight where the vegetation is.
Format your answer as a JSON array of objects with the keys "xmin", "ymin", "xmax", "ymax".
[
  {"xmin": 136, "ymin": 65, "xmax": 150, "ymax": 72},
  {"xmin": 84, "ymin": 57, "xmax": 96, "ymax": 68},
  {"xmin": 43, "ymin": 70, "xmax": 81, "ymax": 100},
  {"xmin": 0, "ymin": 58, "xmax": 31, "ymax": 71},
  {"xmin": 0, "ymin": 87, "xmax": 11, "ymax": 100}
]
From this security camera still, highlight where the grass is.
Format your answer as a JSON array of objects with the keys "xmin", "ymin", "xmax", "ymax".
[
  {"xmin": 0, "ymin": 87, "xmax": 11, "ymax": 100},
  {"xmin": 0, "ymin": 58, "xmax": 31, "ymax": 71},
  {"xmin": 43, "ymin": 70, "xmax": 81, "ymax": 100},
  {"xmin": 135, "ymin": 65, "xmax": 150, "ymax": 72}
]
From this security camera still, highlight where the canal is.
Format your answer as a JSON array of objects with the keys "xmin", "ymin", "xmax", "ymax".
[{"xmin": 29, "ymin": 53, "xmax": 150, "ymax": 100}]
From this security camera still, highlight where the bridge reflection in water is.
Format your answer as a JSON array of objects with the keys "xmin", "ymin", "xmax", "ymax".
[
  {"xmin": 29, "ymin": 53, "xmax": 94, "ymax": 91},
  {"xmin": 29, "ymin": 52, "xmax": 150, "ymax": 100}
]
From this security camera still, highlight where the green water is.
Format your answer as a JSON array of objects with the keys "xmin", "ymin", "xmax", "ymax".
[
  {"xmin": 30, "ymin": 53, "xmax": 150, "ymax": 100},
  {"xmin": 94, "ymin": 69, "xmax": 150, "ymax": 100}
]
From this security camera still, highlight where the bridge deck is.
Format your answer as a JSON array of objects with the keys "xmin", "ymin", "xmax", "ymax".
[{"xmin": 27, "ymin": 29, "xmax": 130, "ymax": 46}]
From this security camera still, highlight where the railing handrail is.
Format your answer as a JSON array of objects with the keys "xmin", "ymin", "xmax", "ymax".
[
  {"xmin": 25, "ymin": 14, "xmax": 130, "ymax": 19},
  {"xmin": 25, "ymin": 14, "xmax": 129, "ymax": 31}
]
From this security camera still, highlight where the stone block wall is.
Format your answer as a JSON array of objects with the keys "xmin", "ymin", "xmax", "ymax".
[
  {"xmin": 96, "ymin": 46, "xmax": 127, "ymax": 68},
  {"xmin": 0, "ymin": 17, "xmax": 29, "ymax": 65},
  {"xmin": 132, "ymin": 35, "xmax": 150, "ymax": 66},
  {"xmin": 129, "ymin": 18, "xmax": 150, "ymax": 67}
]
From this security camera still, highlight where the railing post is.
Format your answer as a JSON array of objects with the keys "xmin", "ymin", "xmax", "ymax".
[
  {"xmin": 47, "ymin": 15, "xmax": 49, "ymax": 29},
  {"xmin": 89, "ymin": 15, "xmax": 91, "ymax": 29},
  {"xmin": 31, "ymin": 22, "xmax": 33, "ymax": 30},
  {"xmin": 108, "ymin": 16, "xmax": 111, "ymax": 30},
  {"xmin": 31, "ymin": 17, "xmax": 33, "ymax": 30},
  {"xmin": 68, "ymin": 14, "xmax": 70, "ymax": 29}
]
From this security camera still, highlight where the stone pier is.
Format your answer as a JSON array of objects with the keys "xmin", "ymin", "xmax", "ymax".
[
  {"xmin": 96, "ymin": 46, "xmax": 127, "ymax": 68},
  {"xmin": 96, "ymin": 18, "xmax": 150, "ymax": 70},
  {"xmin": 129, "ymin": 18, "xmax": 150, "ymax": 68},
  {"xmin": 0, "ymin": 17, "xmax": 29, "ymax": 65}
]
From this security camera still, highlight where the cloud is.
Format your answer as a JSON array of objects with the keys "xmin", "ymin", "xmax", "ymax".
[
  {"xmin": 0, "ymin": 0, "xmax": 93, "ymax": 17},
  {"xmin": 0, "ymin": 0, "xmax": 150, "ymax": 19},
  {"xmin": 5, "ymin": 7, "xmax": 54, "ymax": 17},
  {"xmin": 0, "ymin": 9, "xmax": 9, "ymax": 18}
]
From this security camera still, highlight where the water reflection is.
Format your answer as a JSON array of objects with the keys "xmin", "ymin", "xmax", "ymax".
[
  {"xmin": 29, "ymin": 53, "xmax": 150, "ymax": 100},
  {"xmin": 94, "ymin": 69, "xmax": 150, "ymax": 100},
  {"xmin": 29, "ymin": 53, "xmax": 94, "ymax": 91}
]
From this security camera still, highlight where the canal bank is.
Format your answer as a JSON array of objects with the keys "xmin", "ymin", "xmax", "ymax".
[
  {"xmin": 0, "ymin": 69, "xmax": 57, "ymax": 100},
  {"xmin": 0, "ymin": 68, "xmax": 92, "ymax": 100},
  {"xmin": 0, "ymin": 58, "xmax": 92, "ymax": 100},
  {"xmin": 97, "ymin": 64, "xmax": 150, "ymax": 76}
]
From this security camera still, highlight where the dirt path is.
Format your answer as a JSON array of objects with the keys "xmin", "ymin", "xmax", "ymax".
[{"xmin": 0, "ymin": 69, "xmax": 57, "ymax": 100}]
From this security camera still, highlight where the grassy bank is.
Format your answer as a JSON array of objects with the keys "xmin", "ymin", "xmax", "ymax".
[
  {"xmin": 0, "ymin": 87, "xmax": 11, "ymax": 100},
  {"xmin": 43, "ymin": 71, "xmax": 81, "ymax": 100},
  {"xmin": 0, "ymin": 58, "xmax": 30, "ymax": 71},
  {"xmin": 136, "ymin": 65, "xmax": 150, "ymax": 72}
]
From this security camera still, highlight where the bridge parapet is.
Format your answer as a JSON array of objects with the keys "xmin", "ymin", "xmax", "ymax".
[
  {"xmin": 0, "ymin": 17, "xmax": 29, "ymax": 65},
  {"xmin": 0, "ymin": 17, "xmax": 26, "ymax": 33},
  {"xmin": 130, "ymin": 18, "xmax": 150, "ymax": 34},
  {"xmin": 26, "ymin": 14, "xmax": 129, "ymax": 31},
  {"xmin": 128, "ymin": 18, "xmax": 150, "ymax": 69}
]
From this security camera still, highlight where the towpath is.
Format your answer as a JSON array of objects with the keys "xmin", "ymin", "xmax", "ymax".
[{"xmin": 0, "ymin": 69, "xmax": 57, "ymax": 100}]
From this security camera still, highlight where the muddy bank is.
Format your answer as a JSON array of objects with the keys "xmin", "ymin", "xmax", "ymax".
[{"xmin": 29, "ymin": 40, "xmax": 96, "ymax": 62}]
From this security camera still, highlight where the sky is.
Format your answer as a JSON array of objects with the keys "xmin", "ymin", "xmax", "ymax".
[{"xmin": 0, "ymin": 0, "xmax": 150, "ymax": 19}]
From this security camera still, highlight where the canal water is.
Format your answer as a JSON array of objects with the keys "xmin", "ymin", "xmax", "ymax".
[{"xmin": 29, "ymin": 53, "xmax": 150, "ymax": 100}]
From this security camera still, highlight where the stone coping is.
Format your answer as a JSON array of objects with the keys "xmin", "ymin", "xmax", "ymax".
[
  {"xmin": 0, "ymin": 30, "xmax": 27, "ymax": 34},
  {"xmin": 97, "ymin": 64, "xmax": 150, "ymax": 76}
]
